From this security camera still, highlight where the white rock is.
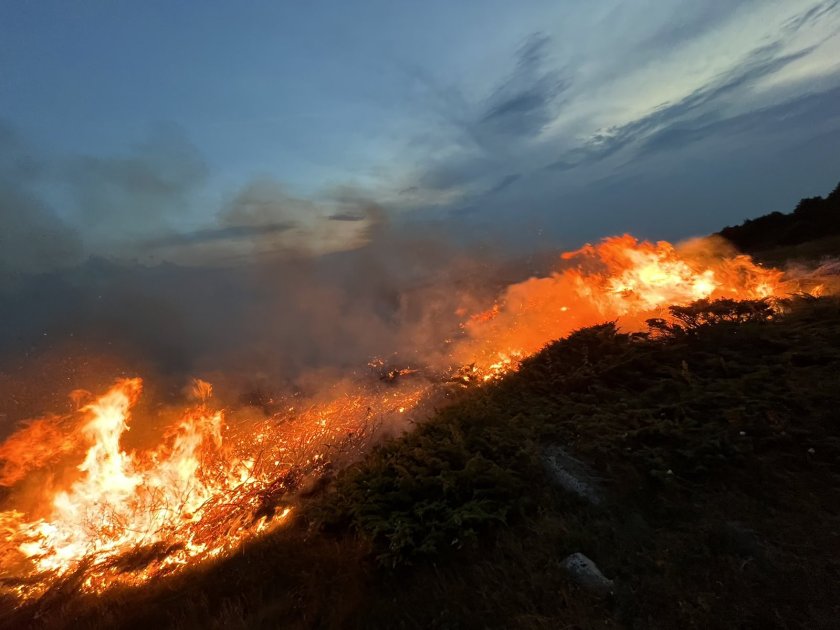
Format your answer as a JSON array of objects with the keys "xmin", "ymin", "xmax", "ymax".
[{"xmin": 561, "ymin": 552, "xmax": 614, "ymax": 595}]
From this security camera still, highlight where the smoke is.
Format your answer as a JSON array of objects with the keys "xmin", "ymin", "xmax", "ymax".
[
  {"xmin": 0, "ymin": 123, "xmax": 520, "ymax": 427},
  {"xmin": 0, "ymin": 231, "xmax": 481, "ymax": 390},
  {"xmin": 60, "ymin": 125, "xmax": 208, "ymax": 254}
]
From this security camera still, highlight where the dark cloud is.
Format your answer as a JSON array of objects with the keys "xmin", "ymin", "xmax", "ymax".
[
  {"xmin": 637, "ymin": 84, "xmax": 840, "ymax": 156},
  {"xmin": 145, "ymin": 222, "xmax": 296, "ymax": 248},
  {"xmin": 61, "ymin": 125, "xmax": 207, "ymax": 245},
  {"xmin": 328, "ymin": 213, "xmax": 366, "ymax": 222},
  {"xmin": 131, "ymin": 179, "xmax": 387, "ymax": 263},
  {"xmin": 781, "ymin": 0, "xmax": 840, "ymax": 34},
  {"xmin": 450, "ymin": 84, "xmax": 840, "ymax": 254},
  {"xmin": 486, "ymin": 173, "xmax": 521, "ymax": 195},
  {"xmin": 220, "ymin": 178, "xmax": 308, "ymax": 226},
  {"xmin": 412, "ymin": 32, "xmax": 570, "ymax": 196},
  {"xmin": 0, "ymin": 122, "xmax": 83, "ymax": 277},
  {"xmin": 412, "ymin": 9, "xmax": 832, "ymax": 213},
  {"xmin": 0, "ymin": 124, "xmax": 374, "ymax": 271},
  {"xmin": 0, "ymin": 122, "xmax": 210, "ymax": 275},
  {"xmin": 559, "ymin": 1, "xmax": 840, "ymax": 172},
  {"xmin": 479, "ymin": 34, "xmax": 569, "ymax": 139}
]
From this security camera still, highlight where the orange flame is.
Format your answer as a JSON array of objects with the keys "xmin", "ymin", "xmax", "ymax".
[
  {"xmin": 453, "ymin": 235, "xmax": 783, "ymax": 377},
  {"xmin": 1, "ymin": 376, "xmax": 424, "ymax": 597}
]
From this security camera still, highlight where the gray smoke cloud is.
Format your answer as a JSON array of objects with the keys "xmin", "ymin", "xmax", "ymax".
[{"xmin": 0, "ymin": 126, "xmax": 518, "ymax": 426}]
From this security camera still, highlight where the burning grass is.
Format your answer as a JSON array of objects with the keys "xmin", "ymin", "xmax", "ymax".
[{"xmin": 0, "ymin": 376, "xmax": 429, "ymax": 601}]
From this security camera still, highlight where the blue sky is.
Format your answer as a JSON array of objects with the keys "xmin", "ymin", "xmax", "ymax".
[{"xmin": 2, "ymin": 0, "xmax": 840, "ymax": 269}]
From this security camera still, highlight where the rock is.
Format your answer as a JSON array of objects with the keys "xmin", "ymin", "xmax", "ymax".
[
  {"xmin": 561, "ymin": 552, "xmax": 614, "ymax": 595},
  {"xmin": 542, "ymin": 445, "xmax": 603, "ymax": 505}
]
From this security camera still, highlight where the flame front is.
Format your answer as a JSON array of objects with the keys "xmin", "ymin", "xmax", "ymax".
[
  {"xmin": 454, "ymin": 235, "xmax": 783, "ymax": 377},
  {"xmin": 1, "ymin": 377, "xmax": 425, "ymax": 597},
  {"xmin": 0, "ymin": 235, "xmax": 799, "ymax": 600}
]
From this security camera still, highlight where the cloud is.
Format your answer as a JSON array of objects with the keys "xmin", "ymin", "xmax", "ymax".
[
  {"xmin": 61, "ymin": 125, "xmax": 208, "ymax": 248},
  {"xmin": 0, "ymin": 122, "xmax": 219, "ymax": 273},
  {"xmin": 136, "ymin": 179, "xmax": 384, "ymax": 265},
  {"xmin": 486, "ymin": 173, "xmax": 522, "ymax": 195},
  {"xmin": 404, "ymin": 3, "xmax": 836, "ymax": 223},
  {"xmin": 461, "ymin": 84, "xmax": 840, "ymax": 251},
  {"xmin": 478, "ymin": 33, "xmax": 570, "ymax": 140},
  {"xmin": 637, "ymin": 84, "xmax": 840, "ymax": 156},
  {"xmin": 781, "ymin": 0, "xmax": 840, "ymax": 34},
  {"xmin": 328, "ymin": 213, "xmax": 366, "ymax": 221},
  {"xmin": 0, "ymin": 122, "xmax": 378, "ymax": 271},
  {"xmin": 639, "ymin": 1, "xmax": 757, "ymax": 52},
  {"xmin": 0, "ymin": 122, "xmax": 83, "ymax": 277},
  {"xmin": 3, "ymin": 2, "xmax": 838, "ymax": 277},
  {"xmin": 563, "ymin": 40, "xmax": 818, "ymax": 167},
  {"xmin": 145, "ymin": 222, "xmax": 296, "ymax": 248},
  {"xmin": 390, "ymin": 1, "xmax": 840, "ymax": 234},
  {"xmin": 408, "ymin": 32, "xmax": 570, "ymax": 199}
]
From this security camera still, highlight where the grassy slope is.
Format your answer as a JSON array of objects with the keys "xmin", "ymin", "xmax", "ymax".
[{"xmin": 5, "ymin": 296, "xmax": 840, "ymax": 630}]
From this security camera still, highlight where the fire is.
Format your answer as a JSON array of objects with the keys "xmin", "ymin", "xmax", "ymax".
[
  {"xmin": 1, "ymin": 376, "xmax": 425, "ymax": 598},
  {"xmin": 454, "ymin": 235, "xmax": 784, "ymax": 377},
  {"xmin": 0, "ymin": 234, "xmax": 797, "ymax": 602}
]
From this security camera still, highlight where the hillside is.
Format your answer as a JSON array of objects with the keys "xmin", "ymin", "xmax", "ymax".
[
  {"xmin": 4, "ymin": 296, "xmax": 839, "ymax": 629},
  {"xmin": 718, "ymin": 180, "xmax": 840, "ymax": 264}
]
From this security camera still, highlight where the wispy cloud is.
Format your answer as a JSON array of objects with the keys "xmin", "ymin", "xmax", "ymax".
[
  {"xmin": 781, "ymin": 0, "xmax": 840, "ymax": 34},
  {"xmin": 551, "ymin": 40, "xmax": 818, "ymax": 168},
  {"xmin": 394, "ymin": 1, "xmax": 840, "ymax": 231},
  {"xmin": 328, "ymin": 213, "xmax": 366, "ymax": 222},
  {"xmin": 478, "ymin": 34, "xmax": 570, "ymax": 140}
]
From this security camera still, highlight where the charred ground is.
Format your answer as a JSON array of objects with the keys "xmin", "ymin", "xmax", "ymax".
[{"xmin": 3, "ymin": 294, "xmax": 839, "ymax": 630}]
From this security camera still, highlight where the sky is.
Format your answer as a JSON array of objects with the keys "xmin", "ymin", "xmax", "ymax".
[{"xmin": 2, "ymin": 0, "xmax": 840, "ymax": 271}]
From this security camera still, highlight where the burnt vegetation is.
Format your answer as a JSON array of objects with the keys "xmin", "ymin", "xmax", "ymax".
[{"xmin": 4, "ymin": 295, "xmax": 839, "ymax": 629}]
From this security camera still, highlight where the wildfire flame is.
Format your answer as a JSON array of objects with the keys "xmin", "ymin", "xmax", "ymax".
[
  {"xmin": 453, "ymin": 235, "xmax": 783, "ymax": 376},
  {"xmin": 0, "ymin": 234, "xmax": 798, "ymax": 601},
  {"xmin": 0, "ymin": 376, "xmax": 425, "ymax": 598}
]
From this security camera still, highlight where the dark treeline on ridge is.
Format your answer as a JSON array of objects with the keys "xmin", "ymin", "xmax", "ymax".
[{"xmin": 718, "ymin": 179, "xmax": 840, "ymax": 255}]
